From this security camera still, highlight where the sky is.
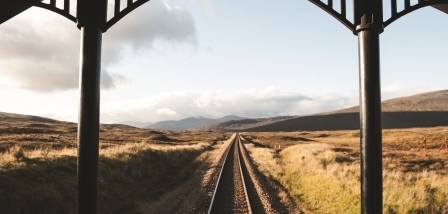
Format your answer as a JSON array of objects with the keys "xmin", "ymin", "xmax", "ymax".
[{"xmin": 0, "ymin": 0, "xmax": 447, "ymax": 123}]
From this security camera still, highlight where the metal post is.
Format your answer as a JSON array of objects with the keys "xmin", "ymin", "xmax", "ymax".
[
  {"xmin": 77, "ymin": 26, "xmax": 102, "ymax": 214},
  {"xmin": 76, "ymin": 0, "xmax": 106, "ymax": 213},
  {"xmin": 357, "ymin": 25, "xmax": 382, "ymax": 213}
]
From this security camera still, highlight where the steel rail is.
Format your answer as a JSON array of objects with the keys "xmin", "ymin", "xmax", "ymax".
[
  {"xmin": 236, "ymin": 135, "xmax": 253, "ymax": 214},
  {"xmin": 207, "ymin": 134, "xmax": 236, "ymax": 214},
  {"xmin": 207, "ymin": 133, "xmax": 253, "ymax": 214}
]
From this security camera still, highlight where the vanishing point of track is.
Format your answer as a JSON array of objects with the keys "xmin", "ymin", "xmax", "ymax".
[{"xmin": 208, "ymin": 133, "xmax": 253, "ymax": 214}]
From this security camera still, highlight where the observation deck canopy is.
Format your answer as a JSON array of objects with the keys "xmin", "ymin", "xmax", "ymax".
[{"xmin": 2, "ymin": 1, "xmax": 447, "ymax": 26}]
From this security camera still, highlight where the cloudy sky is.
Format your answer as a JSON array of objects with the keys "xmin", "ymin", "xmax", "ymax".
[{"xmin": 0, "ymin": 0, "xmax": 447, "ymax": 123}]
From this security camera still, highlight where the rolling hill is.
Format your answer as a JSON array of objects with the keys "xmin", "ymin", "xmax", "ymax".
[
  {"xmin": 3, "ymin": 90, "xmax": 448, "ymax": 132},
  {"xmin": 189, "ymin": 116, "xmax": 297, "ymax": 132},
  {"xmin": 145, "ymin": 115, "xmax": 247, "ymax": 131},
  {"xmin": 328, "ymin": 90, "xmax": 448, "ymax": 114},
  {"xmin": 202, "ymin": 90, "xmax": 448, "ymax": 132},
  {"xmin": 118, "ymin": 121, "xmax": 153, "ymax": 128}
]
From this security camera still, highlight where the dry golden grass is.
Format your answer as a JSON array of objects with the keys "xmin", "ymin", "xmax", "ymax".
[
  {"xmin": 0, "ymin": 141, "xmax": 218, "ymax": 214},
  {"xmin": 0, "ymin": 113, "xmax": 230, "ymax": 213},
  {"xmin": 243, "ymin": 127, "xmax": 448, "ymax": 214},
  {"xmin": 3, "ymin": 111, "xmax": 448, "ymax": 213}
]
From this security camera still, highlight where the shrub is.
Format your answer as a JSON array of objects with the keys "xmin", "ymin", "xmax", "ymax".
[{"xmin": 11, "ymin": 146, "xmax": 26, "ymax": 161}]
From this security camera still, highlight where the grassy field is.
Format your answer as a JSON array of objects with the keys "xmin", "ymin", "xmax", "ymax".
[
  {"xmin": 0, "ymin": 141, "xmax": 219, "ymax": 214},
  {"xmin": 0, "ymin": 115, "xmax": 230, "ymax": 214},
  {"xmin": 2, "ymin": 111, "xmax": 448, "ymax": 213},
  {"xmin": 243, "ymin": 127, "xmax": 448, "ymax": 214}
]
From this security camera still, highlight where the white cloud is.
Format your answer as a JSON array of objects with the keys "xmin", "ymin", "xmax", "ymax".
[
  {"xmin": 0, "ymin": 0, "xmax": 197, "ymax": 92},
  {"xmin": 156, "ymin": 108, "xmax": 178, "ymax": 116},
  {"xmin": 31, "ymin": 86, "xmax": 443, "ymax": 124},
  {"xmin": 37, "ymin": 88, "xmax": 359, "ymax": 123},
  {"xmin": 188, "ymin": 0, "xmax": 216, "ymax": 16},
  {"xmin": 105, "ymin": 0, "xmax": 198, "ymax": 52}
]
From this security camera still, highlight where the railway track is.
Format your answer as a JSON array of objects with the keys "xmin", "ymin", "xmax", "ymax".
[
  {"xmin": 170, "ymin": 133, "xmax": 300, "ymax": 213},
  {"xmin": 208, "ymin": 133, "xmax": 253, "ymax": 214}
]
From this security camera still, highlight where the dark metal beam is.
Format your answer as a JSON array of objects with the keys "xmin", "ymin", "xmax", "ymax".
[
  {"xmin": 432, "ymin": 4, "xmax": 448, "ymax": 13},
  {"xmin": 0, "ymin": 0, "xmax": 40, "ymax": 24},
  {"xmin": 308, "ymin": 0, "xmax": 355, "ymax": 32},
  {"xmin": 104, "ymin": 0, "xmax": 150, "ymax": 32}
]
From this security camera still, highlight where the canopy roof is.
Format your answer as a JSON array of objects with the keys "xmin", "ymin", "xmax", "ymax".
[
  {"xmin": 1, "ymin": 1, "xmax": 447, "ymax": 26},
  {"xmin": 0, "ymin": 0, "xmax": 41, "ymax": 24}
]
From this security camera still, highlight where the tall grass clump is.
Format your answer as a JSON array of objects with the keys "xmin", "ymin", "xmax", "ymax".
[
  {"xmin": 0, "ymin": 142, "xmax": 212, "ymax": 214},
  {"xmin": 383, "ymin": 169, "xmax": 448, "ymax": 213},
  {"xmin": 246, "ymin": 142, "xmax": 448, "ymax": 214},
  {"xmin": 276, "ymin": 143, "xmax": 360, "ymax": 214}
]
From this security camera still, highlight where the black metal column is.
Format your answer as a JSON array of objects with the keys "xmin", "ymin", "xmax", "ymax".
[
  {"xmin": 76, "ymin": 0, "xmax": 106, "ymax": 213},
  {"xmin": 357, "ymin": 26, "xmax": 382, "ymax": 213},
  {"xmin": 77, "ymin": 26, "xmax": 102, "ymax": 214}
]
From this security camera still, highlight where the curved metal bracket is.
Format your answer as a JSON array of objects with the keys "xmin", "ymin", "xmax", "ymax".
[
  {"xmin": 4, "ymin": 0, "xmax": 152, "ymax": 32},
  {"xmin": 384, "ymin": 0, "xmax": 448, "ymax": 27},
  {"xmin": 32, "ymin": 0, "xmax": 76, "ymax": 23},
  {"xmin": 103, "ymin": 0, "xmax": 150, "ymax": 32},
  {"xmin": 309, "ymin": 0, "xmax": 355, "ymax": 32},
  {"xmin": 27, "ymin": 0, "xmax": 150, "ymax": 32}
]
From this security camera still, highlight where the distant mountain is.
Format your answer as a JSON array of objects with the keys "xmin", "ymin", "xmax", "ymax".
[
  {"xmin": 4, "ymin": 90, "xmax": 448, "ymax": 133},
  {"xmin": 145, "ymin": 115, "xmax": 247, "ymax": 131},
  {"xmin": 326, "ymin": 90, "xmax": 448, "ymax": 114},
  {"xmin": 0, "ymin": 112, "xmax": 68, "ymax": 124},
  {"xmin": 191, "ymin": 116, "xmax": 297, "ymax": 132},
  {"xmin": 192, "ymin": 90, "xmax": 448, "ymax": 132},
  {"xmin": 216, "ymin": 115, "xmax": 247, "ymax": 122},
  {"xmin": 119, "ymin": 121, "xmax": 153, "ymax": 128},
  {"xmin": 243, "ymin": 90, "xmax": 448, "ymax": 132},
  {"xmin": 0, "ymin": 112, "xmax": 147, "ymax": 133}
]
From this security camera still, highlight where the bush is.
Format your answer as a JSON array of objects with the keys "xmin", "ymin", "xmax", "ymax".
[{"xmin": 11, "ymin": 146, "xmax": 26, "ymax": 161}]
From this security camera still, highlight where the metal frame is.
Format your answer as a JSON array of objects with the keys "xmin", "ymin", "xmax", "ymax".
[
  {"xmin": 0, "ymin": 0, "xmax": 42, "ymax": 24},
  {"xmin": 309, "ymin": 0, "xmax": 355, "ymax": 32},
  {"xmin": 2, "ymin": 0, "xmax": 448, "ymax": 213},
  {"xmin": 34, "ymin": 0, "xmax": 150, "ymax": 31},
  {"xmin": 308, "ymin": 0, "xmax": 448, "ymax": 213},
  {"xmin": 4, "ymin": 0, "xmax": 150, "ymax": 31},
  {"xmin": 309, "ymin": 0, "xmax": 448, "ymax": 30},
  {"xmin": 104, "ymin": 0, "xmax": 150, "ymax": 31},
  {"xmin": 33, "ymin": 0, "xmax": 76, "ymax": 22},
  {"xmin": 384, "ymin": 0, "xmax": 448, "ymax": 27}
]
